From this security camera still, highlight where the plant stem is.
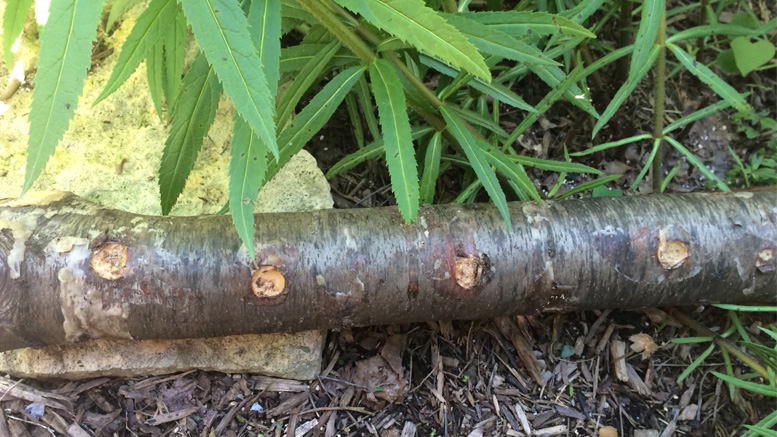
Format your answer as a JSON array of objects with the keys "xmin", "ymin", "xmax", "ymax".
[
  {"xmin": 441, "ymin": 0, "xmax": 457, "ymax": 13},
  {"xmin": 652, "ymin": 8, "xmax": 666, "ymax": 193},
  {"xmin": 296, "ymin": 0, "xmax": 375, "ymax": 65},
  {"xmin": 615, "ymin": 0, "xmax": 633, "ymax": 84},
  {"xmin": 667, "ymin": 308, "xmax": 770, "ymax": 380}
]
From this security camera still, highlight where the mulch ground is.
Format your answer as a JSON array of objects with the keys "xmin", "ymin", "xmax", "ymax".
[
  {"xmin": 2, "ymin": 307, "xmax": 775, "ymax": 436},
  {"xmin": 2, "ymin": 1, "xmax": 776, "ymax": 436}
]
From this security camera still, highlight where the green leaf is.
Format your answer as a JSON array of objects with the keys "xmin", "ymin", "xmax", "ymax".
[
  {"xmin": 731, "ymin": 37, "xmax": 775, "ymax": 76},
  {"xmin": 162, "ymin": 5, "xmax": 188, "ymax": 109},
  {"xmin": 266, "ymin": 66, "xmax": 367, "ymax": 182},
  {"xmin": 555, "ymin": 174, "xmax": 622, "ymax": 199},
  {"xmin": 458, "ymin": 11, "xmax": 595, "ymax": 38},
  {"xmin": 281, "ymin": 0, "xmax": 315, "ymax": 22},
  {"xmin": 592, "ymin": 44, "xmax": 660, "ymax": 138},
  {"xmin": 22, "ymin": 0, "xmax": 105, "ymax": 195},
  {"xmin": 667, "ymin": 19, "xmax": 777, "ymax": 44},
  {"xmin": 420, "ymin": 132, "xmax": 442, "ymax": 204},
  {"xmin": 229, "ymin": 115, "xmax": 268, "ymax": 260},
  {"xmin": 2, "ymin": 0, "xmax": 35, "ymax": 67},
  {"xmin": 663, "ymin": 100, "xmax": 733, "ymax": 134},
  {"xmin": 630, "ymin": 137, "xmax": 661, "ymax": 190},
  {"xmin": 440, "ymin": 105, "xmax": 512, "ymax": 231},
  {"xmin": 629, "ymin": 0, "xmax": 664, "ymax": 82},
  {"xmin": 94, "ymin": 0, "xmax": 177, "ymax": 105},
  {"xmin": 451, "ymin": 105, "xmax": 507, "ymax": 138},
  {"xmin": 713, "ymin": 304, "xmax": 777, "ymax": 312},
  {"xmin": 592, "ymin": 186, "xmax": 623, "ymax": 197},
  {"xmin": 248, "ymin": 0, "xmax": 282, "ymax": 96},
  {"xmin": 158, "ymin": 53, "xmax": 222, "ymax": 214},
  {"xmin": 712, "ymin": 372, "xmax": 777, "ymax": 397},
  {"xmin": 276, "ymin": 40, "xmax": 340, "ymax": 129},
  {"xmin": 334, "ymin": 0, "xmax": 490, "ymax": 80},
  {"xmin": 481, "ymin": 145, "xmax": 541, "ymax": 203},
  {"xmin": 441, "ymin": 13, "xmax": 560, "ymax": 66},
  {"xmin": 668, "ymin": 43, "xmax": 753, "ymax": 117},
  {"xmin": 664, "ymin": 136, "xmax": 730, "ymax": 192},
  {"xmin": 326, "ymin": 126, "xmax": 434, "ymax": 178},
  {"xmin": 370, "ymin": 59, "xmax": 419, "ymax": 223},
  {"xmin": 146, "ymin": 39, "xmax": 165, "ymax": 118},
  {"xmin": 510, "ymin": 155, "xmax": 602, "ymax": 174},
  {"xmin": 106, "ymin": 0, "xmax": 144, "ymax": 30},
  {"xmin": 677, "ymin": 344, "xmax": 715, "ymax": 383},
  {"xmin": 180, "ymin": 0, "xmax": 279, "ymax": 157},
  {"xmin": 571, "ymin": 134, "xmax": 652, "ymax": 156}
]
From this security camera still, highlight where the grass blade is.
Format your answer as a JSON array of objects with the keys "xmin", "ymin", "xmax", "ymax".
[
  {"xmin": 158, "ymin": 53, "xmax": 222, "ymax": 214},
  {"xmin": 677, "ymin": 344, "xmax": 715, "ymax": 383},
  {"xmin": 629, "ymin": 0, "xmax": 664, "ymax": 82},
  {"xmin": 664, "ymin": 136, "xmax": 730, "ymax": 191},
  {"xmin": 712, "ymin": 372, "xmax": 777, "ymax": 397},
  {"xmin": 276, "ymin": 40, "xmax": 340, "ymax": 129},
  {"xmin": 335, "ymin": 0, "xmax": 490, "ymax": 80},
  {"xmin": 22, "ymin": 0, "xmax": 105, "ymax": 195},
  {"xmin": 555, "ymin": 174, "xmax": 622, "ymax": 199},
  {"xmin": 3, "ymin": 0, "xmax": 35, "ymax": 67},
  {"xmin": 440, "ymin": 105, "xmax": 512, "ymax": 231},
  {"xmin": 667, "ymin": 43, "xmax": 753, "ymax": 117},
  {"xmin": 420, "ymin": 132, "xmax": 443, "ymax": 204},
  {"xmin": 571, "ymin": 134, "xmax": 652, "ymax": 156},
  {"xmin": 94, "ymin": 0, "xmax": 177, "ymax": 105},
  {"xmin": 370, "ymin": 59, "xmax": 420, "ymax": 223},
  {"xmin": 663, "ymin": 99, "xmax": 733, "ymax": 134},
  {"xmin": 266, "ymin": 66, "xmax": 367, "ymax": 182},
  {"xmin": 180, "ymin": 0, "xmax": 279, "ymax": 157},
  {"xmin": 229, "ymin": 115, "xmax": 269, "ymax": 259}
]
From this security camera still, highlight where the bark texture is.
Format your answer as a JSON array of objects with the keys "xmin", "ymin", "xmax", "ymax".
[{"xmin": 0, "ymin": 190, "xmax": 775, "ymax": 352}]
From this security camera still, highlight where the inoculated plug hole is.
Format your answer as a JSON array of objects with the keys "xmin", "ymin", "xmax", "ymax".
[
  {"xmin": 756, "ymin": 249, "xmax": 775, "ymax": 273},
  {"xmin": 90, "ymin": 243, "xmax": 129, "ymax": 280},
  {"xmin": 252, "ymin": 265, "xmax": 286, "ymax": 298},
  {"xmin": 657, "ymin": 240, "xmax": 689, "ymax": 270},
  {"xmin": 455, "ymin": 255, "xmax": 484, "ymax": 289}
]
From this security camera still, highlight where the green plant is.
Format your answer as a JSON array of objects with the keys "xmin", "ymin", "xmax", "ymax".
[{"xmin": 4, "ymin": 0, "xmax": 605, "ymax": 257}]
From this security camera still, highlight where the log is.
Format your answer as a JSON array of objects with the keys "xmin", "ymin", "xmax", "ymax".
[{"xmin": 0, "ymin": 190, "xmax": 775, "ymax": 352}]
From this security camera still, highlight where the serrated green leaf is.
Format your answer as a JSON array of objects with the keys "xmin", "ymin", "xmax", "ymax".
[
  {"xmin": 159, "ymin": 53, "xmax": 222, "ymax": 214},
  {"xmin": 281, "ymin": 0, "xmax": 315, "ymax": 22},
  {"xmin": 180, "ymin": 0, "xmax": 279, "ymax": 157},
  {"xmin": 629, "ymin": 0, "xmax": 664, "ymax": 82},
  {"xmin": 509, "ymin": 155, "xmax": 602, "ymax": 174},
  {"xmin": 441, "ymin": 13, "xmax": 559, "ymax": 66},
  {"xmin": 668, "ymin": 19, "xmax": 777, "ymax": 44},
  {"xmin": 420, "ymin": 132, "xmax": 442, "ymax": 204},
  {"xmin": 266, "ymin": 66, "xmax": 366, "ymax": 182},
  {"xmin": 440, "ymin": 105, "xmax": 512, "ymax": 231},
  {"xmin": 592, "ymin": 44, "xmax": 660, "ymax": 138},
  {"xmin": 22, "ymin": 0, "xmax": 105, "ymax": 195},
  {"xmin": 94, "ymin": 0, "xmax": 177, "ymax": 105},
  {"xmin": 229, "ymin": 115, "xmax": 268, "ymax": 260},
  {"xmin": 2, "ymin": 0, "xmax": 35, "ymax": 67},
  {"xmin": 529, "ymin": 64, "xmax": 599, "ymax": 119},
  {"xmin": 279, "ymin": 44, "xmax": 357, "ymax": 73},
  {"xmin": 248, "ymin": 0, "xmax": 282, "ymax": 96},
  {"xmin": 664, "ymin": 136, "xmax": 730, "ymax": 192},
  {"xmin": 451, "ymin": 106, "xmax": 508, "ymax": 138},
  {"xmin": 277, "ymin": 40, "xmax": 340, "ymax": 129},
  {"xmin": 458, "ymin": 11, "xmax": 595, "ymax": 38},
  {"xmin": 146, "ymin": 39, "xmax": 165, "ymax": 118},
  {"xmin": 571, "ymin": 134, "xmax": 652, "ymax": 156},
  {"xmin": 163, "ymin": 5, "xmax": 187, "ymax": 109},
  {"xmin": 370, "ymin": 59, "xmax": 419, "ymax": 223},
  {"xmin": 334, "ymin": 0, "xmax": 490, "ymax": 80},
  {"xmin": 106, "ymin": 0, "xmax": 144, "ymax": 30},
  {"xmin": 663, "ymin": 100, "xmax": 733, "ymax": 135}
]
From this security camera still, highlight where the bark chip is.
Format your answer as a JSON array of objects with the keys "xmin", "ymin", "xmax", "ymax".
[
  {"xmin": 455, "ymin": 255, "xmax": 484, "ymax": 289},
  {"xmin": 90, "ymin": 243, "xmax": 128, "ymax": 280},
  {"xmin": 756, "ymin": 249, "xmax": 775, "ymax": 273},
  {"xmin": 657, "ymin": 239, "xmax": 688, "ymax": 270},
  {"xmin": 252, "ymin": 266, "xmax": 286, "ymax": 298}
]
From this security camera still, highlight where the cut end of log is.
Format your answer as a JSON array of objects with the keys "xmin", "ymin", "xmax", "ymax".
[
  {"xmin": 90, "ymin": 243, "xmax": 128, "ymax": 280},
  {"xmin": 252, "ymin": 266, "xmax": 286, "ymax": 299}
]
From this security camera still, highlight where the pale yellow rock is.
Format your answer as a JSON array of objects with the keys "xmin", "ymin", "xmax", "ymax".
[{"xmin": 0, "ymin": 2, "xmax": 330, "ymax": 380}]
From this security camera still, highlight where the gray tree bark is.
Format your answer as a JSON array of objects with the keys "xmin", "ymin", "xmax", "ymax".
[{"xmin": 0, "ymin": 190, "xmax": 775, "ymax": 352}]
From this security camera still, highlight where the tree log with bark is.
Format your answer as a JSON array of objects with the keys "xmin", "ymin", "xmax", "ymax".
[{"xmin": 0, "ymin": 190, "xmax": 775, "ymax": 352}]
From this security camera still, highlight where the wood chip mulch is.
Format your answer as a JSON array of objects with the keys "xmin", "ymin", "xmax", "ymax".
[{"xmin": 1, "ymin": 306, "xmax": 774, "ymax": 436}]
